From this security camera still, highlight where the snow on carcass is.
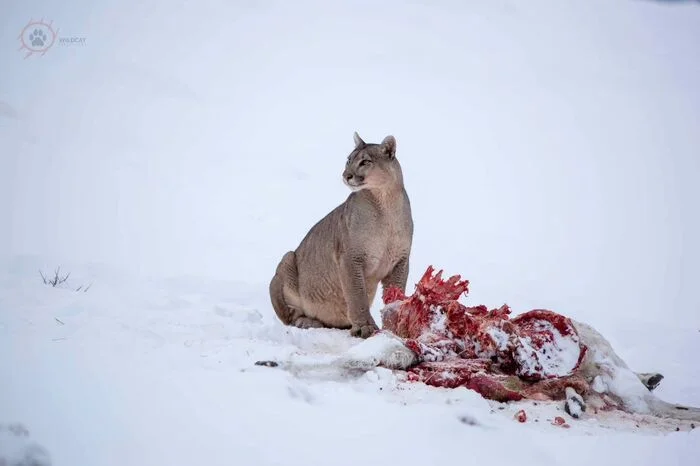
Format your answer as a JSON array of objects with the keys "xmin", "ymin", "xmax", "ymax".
[
  {"xmin": 379, "ymin": 265, "xmax": 589, "ymax": 402},
  {"xmin": 510, "ymin": 311, "xmax": 584, "ymax": 379}
]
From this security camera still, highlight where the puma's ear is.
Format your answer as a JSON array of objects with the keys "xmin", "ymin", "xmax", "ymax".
[
  {"xmin": 353, "ymin": 131, "xmax": 366, "ymax": 149},
  {"xmin": 381, "ymin": 135, "xmax": 396, "ymax": 158}
]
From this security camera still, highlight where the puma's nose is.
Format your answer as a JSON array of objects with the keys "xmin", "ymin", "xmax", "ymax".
[{"xmin": 344, "ymin": 173, "xmax": 353, "ymax": 181}]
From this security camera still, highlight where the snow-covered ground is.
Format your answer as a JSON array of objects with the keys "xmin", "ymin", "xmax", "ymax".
[
  {"xmin": 1, "ymin": 256, "xmax": 699, "ymax": 466},
  {"xmin": 2, "ymin": 0, "xmax": 700, "ymax": 464}
]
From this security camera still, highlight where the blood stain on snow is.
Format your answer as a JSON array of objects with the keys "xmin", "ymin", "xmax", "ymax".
[{"xmin": 551, "ymin": 416, "xmax": 571, "ymax": 428}]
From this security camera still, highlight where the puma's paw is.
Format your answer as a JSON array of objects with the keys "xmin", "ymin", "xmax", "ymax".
[{"xmin": 350, "ymin": 322, "xmax": 379, "ymax": 339}]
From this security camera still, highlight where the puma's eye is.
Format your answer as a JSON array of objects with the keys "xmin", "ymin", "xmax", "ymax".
[{"xmin": 359, "ymin": 159, "xmax": 371, "ymax": 167}]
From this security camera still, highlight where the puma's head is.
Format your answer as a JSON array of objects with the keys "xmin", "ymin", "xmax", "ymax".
[{"xmin": 342, "ymin": 132, "xmax": 403, "ymax": 192}]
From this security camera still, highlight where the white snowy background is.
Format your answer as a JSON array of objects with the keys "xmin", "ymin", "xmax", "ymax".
[{"xmin": 1, "ymin": 0, "xmax": 699, "ymax": 465}]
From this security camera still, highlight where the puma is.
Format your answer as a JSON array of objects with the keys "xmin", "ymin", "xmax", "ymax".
[{"xmin": 269, "ymin": 132, "xmax": 413, "ymax": 338}]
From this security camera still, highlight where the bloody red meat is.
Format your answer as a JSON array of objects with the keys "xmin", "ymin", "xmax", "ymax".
[{"xmin": 380, "ymin": 265, "xmax": 590, "ymax": 402}]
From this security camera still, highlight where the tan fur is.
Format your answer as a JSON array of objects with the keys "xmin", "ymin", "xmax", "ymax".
[{"xmin": 269, "ymin": 132, "xmax": 413, "ymax": 338}]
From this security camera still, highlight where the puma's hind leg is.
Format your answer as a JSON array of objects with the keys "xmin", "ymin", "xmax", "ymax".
[
  {"xmin": 293, "ymin": 316, "xmax": 326, "ymax": 329},
  {"xmin": 269, "ymin": 251, "xmax": 326, "ymax": 329},
  {"xmin": 269, "ymin": 251, "xmax": 297, "ymax": 325}
]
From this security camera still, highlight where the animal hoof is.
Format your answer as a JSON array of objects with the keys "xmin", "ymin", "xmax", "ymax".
[
  {"xmin": 255, "ymin": 360, "xmax": 279, "ymax": 368},
  {"xmin": 350, "ymin": 323, "xmax": 379, "ymax": 339},
  {"xmin": 564, "ymin": 387, "xmax": 586, "ymax": 419},
  {"xmin": 645, "ymin": 373, "xmax": 664, "ymax": 391},
  {"xmin": 637, "ymin": 372, "xmax": 664, "ymax": 391}
]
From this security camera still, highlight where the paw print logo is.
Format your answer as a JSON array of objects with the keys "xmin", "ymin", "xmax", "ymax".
[
  {"xmin": 30, "ymin": 28, "xmax": 48, "ymax": 47},
  {"xmin": 17, "ymin": 19, "xmax": 58, "ymax": 58}
]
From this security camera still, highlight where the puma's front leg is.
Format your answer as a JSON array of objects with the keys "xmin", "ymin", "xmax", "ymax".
[
  {"xmin": 339, "ymin": 253, "xmax": 378, "ymax": 338},
  {"xmin": 382, "ymin": 255, "xmax": 410, "ymax": 293}
]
